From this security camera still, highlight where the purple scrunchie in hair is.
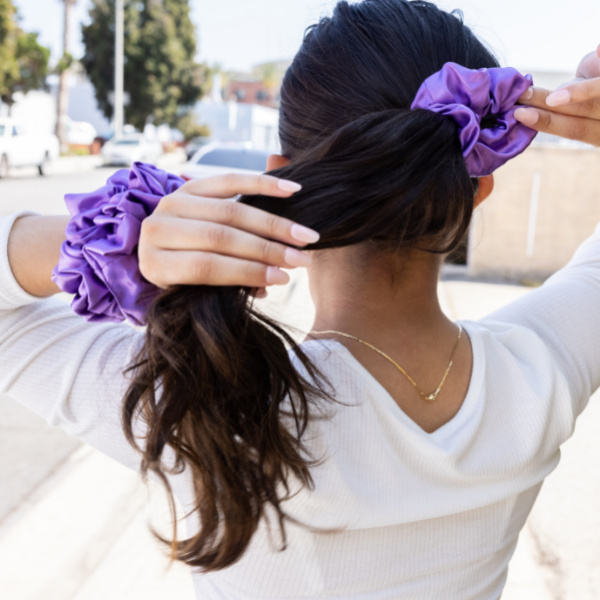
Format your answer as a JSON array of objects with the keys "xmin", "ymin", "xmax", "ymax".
[
  {"xmin": 411, "ymin": 62, "xmax": 537, "ymax": 177},
  {"xmin": 52, "ymin": 162, "xmax": 185, "ymax": 325}
]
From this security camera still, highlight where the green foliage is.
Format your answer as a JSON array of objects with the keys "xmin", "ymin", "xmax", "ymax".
[
  {"xmin": 252, "ymin": 60, "xmax": 289, "ymax": 89},
  {"xmin": 55, "ymin": 51, "xmax": 74, "ymax": 75},
  {"xmin": 11, "ymin": 32, "xmax": 50, "ymax": 95},
  {"xmin": 82, "ymin": 0, "xmax": 209, "ymax": 130},
  {"xmin": 0, "ymin": 1, "xmax": 50, "ymax": 107},
  {"xmin": 175, "ymin": 110, "xmax": 210, "ymax": 142},
  {"xmin": 0, "ymin": 0, "xmax": 19, "ymax": 100}
]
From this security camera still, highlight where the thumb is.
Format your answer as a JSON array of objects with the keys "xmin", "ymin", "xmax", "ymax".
[{"xmin": 575, "ymin": 45, "xmax": 600, "ymax": 80}]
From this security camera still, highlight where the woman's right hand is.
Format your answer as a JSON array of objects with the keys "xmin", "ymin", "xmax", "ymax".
[
  {"xmin": 138, "ymin": 173, "xmax": 319, "ymax": 297},
  {"xmin": 515, "ymin": 44, "xmax": 600, "ymax": 145}
]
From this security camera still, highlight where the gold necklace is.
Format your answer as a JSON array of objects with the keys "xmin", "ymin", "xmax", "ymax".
[{"xmin": 309, "ymin": 325, "xmax": 462, "ymax": 402}]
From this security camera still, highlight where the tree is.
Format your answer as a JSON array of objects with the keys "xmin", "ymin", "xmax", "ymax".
[
  {"xmin": 0, "ymin": 0, "xmax": 18, "ymax": 100},
  {"xmin": 252, "ymin": 60, "xmax": 289, "ymax": 89},
  {"xmin": 1, "ymin": 32, "xmax": 51, "ymax": 108},
  {"xmin": 0, "ymin": 0, "xmax": 50, "ymax": 111},
  {"xmin": 175, "ymin": 110, "xmax": 210, "ymax": 142},
  {"xmin": 81, "ymin": 0, "xmax": 209, "ymax": 131}
]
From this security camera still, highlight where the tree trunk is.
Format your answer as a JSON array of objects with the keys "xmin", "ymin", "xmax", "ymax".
[{"xmin": 55, "ymin": 1, "xmax": 75, "ymax": 155}]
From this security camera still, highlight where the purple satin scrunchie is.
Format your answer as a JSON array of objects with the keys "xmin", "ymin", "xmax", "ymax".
[
  {"xmin": 52, "ymin": 162, "xmax": 185, "ymax": 325},
  {"xmin": 411, "ymin": 62, "xmax": 537, "ymax": 177}
]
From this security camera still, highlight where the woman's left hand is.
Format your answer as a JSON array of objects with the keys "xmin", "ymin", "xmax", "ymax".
[
  {"xmin": 515, "ymin": 45, "xmax": 600, "ymax": 146},
  {"xmin": 138, "ymin": 173, "xmax": 319, "ymax": 298}
]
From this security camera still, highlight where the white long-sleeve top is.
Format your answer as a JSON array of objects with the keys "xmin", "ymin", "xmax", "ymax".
[{"xmin": 1, "ymin": 210, "xmax": 599, "ymax": 600}]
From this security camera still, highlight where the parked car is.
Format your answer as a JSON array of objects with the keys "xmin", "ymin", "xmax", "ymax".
[
  {"xmin": 0, "ymin": 118, "xmax": 60, "ymax": 178},
  {"xmin": 100, "ymin": 134, "xmax": 163, "ymax": 166},
  {"xmin": 63, "ymin": 117, "xmax": 97, "ymax": 146},
  {"xmin": 181, "ymin": 142, "xmax": 271, "ymax": 180}
]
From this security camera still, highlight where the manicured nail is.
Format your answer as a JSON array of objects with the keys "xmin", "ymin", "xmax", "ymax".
[
  {"xmin": 290, "ymin": 224, "xmax": 320, "ymax": 244},
  {"xmin": 520, "ymin": 87, "xmax": 534, "ymax": 100},
  {"xmin": 514, "ymin": 107, "xmax": 539, "ymax": 126},
  {"xmin": 266, "ymin": 266, "xmax": 289, "ymax": 285},
  {"xmin": 546, "ymin": 89, "xmax": 570, "ymax": 106},
  {"xmin": 277, "ymin": 179, "xmax": 302, "ymax": 192},
  {"xmin": 284, "ymin": 247, "xmax": 312, "ymax": 268}
]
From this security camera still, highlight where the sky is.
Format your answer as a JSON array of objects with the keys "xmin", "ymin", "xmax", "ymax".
[{"xmin": 15, "ymin": 0, "xmax": 600, "ymax": 75}]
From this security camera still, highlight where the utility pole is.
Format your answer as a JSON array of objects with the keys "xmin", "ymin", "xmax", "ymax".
[
  {"xmin": 56, "ymin": 0, "xmax": 77, "ymax": 154},
  {"xmin": 114, "ymin": 0, "xmax": 124, "ymax": 138}
]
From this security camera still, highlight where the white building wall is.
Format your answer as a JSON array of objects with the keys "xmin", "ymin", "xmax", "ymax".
[
  {"xmin": 194, "ymin": 100, "xmax": 279, "ymax": 152},
  {"xmin": 67, "ymin": 79, "xmax": 112, "ymax": 136}
]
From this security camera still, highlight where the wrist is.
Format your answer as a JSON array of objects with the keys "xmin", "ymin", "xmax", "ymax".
[{"xmin": 8, "ymin": 215, "xmax": 68, "ymax": 298}]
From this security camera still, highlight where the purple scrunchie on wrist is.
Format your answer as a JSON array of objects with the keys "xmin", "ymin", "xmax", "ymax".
[
  {"xmin": 411, "ymin": 62, "xmax": 537, "ymax": 177},
  {"xmin": 52, "ymin": 162, "xmax": 185, "ymax": 325}
]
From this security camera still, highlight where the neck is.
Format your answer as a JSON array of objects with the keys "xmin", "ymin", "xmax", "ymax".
[
  {"xmin": 306, "ymin": 243, "xmax": 472, "ymax": 435},
  {"xmin": 308, "ymin": 244, "xmax": 453, "ymax": 344}
]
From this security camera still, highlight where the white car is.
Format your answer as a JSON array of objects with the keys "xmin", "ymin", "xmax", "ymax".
[
  {"xmin": 0, "ymin": 118, "xmax": 60, "ymax": 178},
  {"xmin": 181, "ymin": 142, "xmax": 271, "ymax": 181},
  {"xmin": 63, "ymin": 117, "xmax": 97, "ymax": 146},
  {"xmin": 101, "ymin": 134, "xmax": 163, "ymax": 166}
]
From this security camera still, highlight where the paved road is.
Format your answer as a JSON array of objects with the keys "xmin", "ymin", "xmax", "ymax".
[
  {"xmin": 0, "ymin": 167, "xmax": 124, "ymax": 218},
  {"xmin": 0, "ymin": 151, "xmax": 186, "ymax": 218}
]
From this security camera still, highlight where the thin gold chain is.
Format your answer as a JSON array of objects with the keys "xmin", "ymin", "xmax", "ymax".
[{"xmin": 309, "ymin": 325, "xmax": 462, "ymax": 402}]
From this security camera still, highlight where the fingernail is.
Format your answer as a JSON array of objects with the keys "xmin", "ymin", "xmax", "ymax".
[
  {"xmin": 266, "ymin": 266, "xmax": 289, "ymax": 285},
  {"xmin": 290, "ymin": 223, "xmax": 320, "ymax": 244},
  {"xmin": 278, "ymin": 179, "xmax": 302, "ymax": 192},
  {"xmin": 284, "ymin": 247, "xmax": 312, "ymax": 268},
  {"xmin": 256, "ymin": 288, "xmax": 268, "ymax": 299},
  {"xmin": 546, "ymin": 89, "xmax": 570, "ymax": 106},
  {"xmin": 514, "ymin": 107, "xmax": 539, "ymax": 126},
  {"xmin": 521, "ymin": 86, "xmax": 534, "ymax": 100}
]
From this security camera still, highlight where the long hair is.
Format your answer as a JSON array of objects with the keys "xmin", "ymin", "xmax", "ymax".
[{"xmin": 123, "ymin": 0, "xmax": 499, "ymax": 571}]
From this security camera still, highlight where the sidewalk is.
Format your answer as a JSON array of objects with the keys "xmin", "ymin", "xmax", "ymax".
[{"xmin": 0, "ymin": 272, "xmax": 582, "ymax": 599}]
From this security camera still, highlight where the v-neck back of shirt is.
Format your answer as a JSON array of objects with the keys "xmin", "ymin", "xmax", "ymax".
[{"xmin": 299, "ymin": 320, "xmax": 484, "ymax": 444}]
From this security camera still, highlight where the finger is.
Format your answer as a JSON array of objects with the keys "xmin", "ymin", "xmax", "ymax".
[
  {"xmin": 514, "ymin": 107, "xmax": 600, "ymax": 146},
  {"xmin": 544, "ymin": 77, "xmax": 600, "ymax": 107},
  {"xmin": 518, "ymin": 85, "xmax": 600, "ymax": 119},
  {"xmin": 156, "ymin": 192, "xmax": 320, "ymax": 247},
  {"xmin": 145, "ymin": 251, "xmax": 291, "ymax": 288},
  {"xmin": 146, "ymin": 216, "xmax": 312, "ymax": 269},
  {"xmin": 180, "ymin": 172, "xmax": 302, "ymax": 200}
]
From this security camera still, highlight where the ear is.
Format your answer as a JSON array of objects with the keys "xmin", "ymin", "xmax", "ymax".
[
  {"xmin": 267, "ymin": 154, "xmax": 290, "ymax": 171},
  {"xmin": 474, "ymin": 174, "xmax": 494, "ymax": 209}
]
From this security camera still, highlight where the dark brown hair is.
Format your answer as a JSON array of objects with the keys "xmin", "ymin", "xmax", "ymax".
[{"xmin": 123, "ymin": 0, "xmax": 499, "ymax": 572}]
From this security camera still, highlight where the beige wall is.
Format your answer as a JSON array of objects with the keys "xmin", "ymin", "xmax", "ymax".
[{"xmin": 468, "ymin": 145, "xmax": 600, "ymax": 281}]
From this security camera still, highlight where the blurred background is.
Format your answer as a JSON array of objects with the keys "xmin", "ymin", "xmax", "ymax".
[{"xmin": 0, "ymin": 1, "xmax": 599, "ymax": 599}]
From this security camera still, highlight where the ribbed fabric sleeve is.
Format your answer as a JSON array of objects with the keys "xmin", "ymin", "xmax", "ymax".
[
  {"xmin": 0, "ymin": 212, "xmax": 143, "ymax": 472},
  {"xmin": 483, "ymin": 220, "xmax": 600, "ymax": 415}
]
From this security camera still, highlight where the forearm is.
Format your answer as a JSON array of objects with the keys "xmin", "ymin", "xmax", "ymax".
[{"xmin": 7, "ymin": 215, "xmax": 69, "ymax": 297}]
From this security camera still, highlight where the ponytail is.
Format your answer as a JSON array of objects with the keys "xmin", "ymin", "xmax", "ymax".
[
  {"xmin": 125, "ymin": 280, "xmax": 336, "ymax": 569},
  {"xmin": 123, "ymin": 0, "xmax": 497, "ymax": 571}
]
